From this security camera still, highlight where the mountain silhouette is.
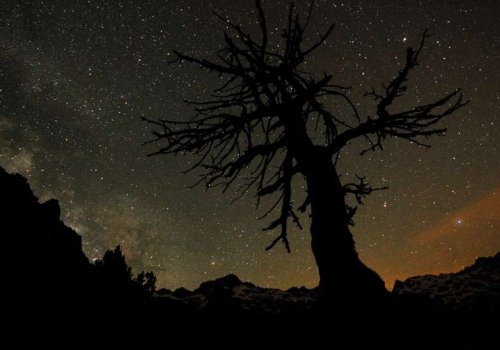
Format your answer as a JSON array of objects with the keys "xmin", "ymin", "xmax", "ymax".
[
  {"xmin": 1, "ymin": 166, "xmax": 155, "ymax": 348},
  {"xmin": 1, "ymin": 166, "xmax": 90, "ymax": 305},
  {"xmin": 2, "ymin": 165, "xmax": 498, "ymax": 349},
  {"xmin": 156, "ymin": 273, "xmax": 317, "ymax": 313},
  {"xmin": 394, "ymin": 253, "xmax": 500, "ymax": 312}
]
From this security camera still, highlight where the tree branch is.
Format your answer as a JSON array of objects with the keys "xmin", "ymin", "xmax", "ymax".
[{"xmin": 329, "ymin": 31, "xmax": 469, "ymax": 155}]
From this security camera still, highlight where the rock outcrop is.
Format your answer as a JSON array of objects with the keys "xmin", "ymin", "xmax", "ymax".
[
  {"xmin": 156, "ymin": 273, "xmax": 317, "ymax": 314},
  {"xmin": 393, "ymin": 253, "xmax": 500, "ymax": 312},
  {"xmin": 1, "ymin": 167, "xmax": 90, "ymax": 303}
]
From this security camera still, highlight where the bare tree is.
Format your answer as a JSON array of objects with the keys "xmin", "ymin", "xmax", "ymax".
[{"xmin": 143, "ymin": 0, "xmax": 467, "ymax": 303}]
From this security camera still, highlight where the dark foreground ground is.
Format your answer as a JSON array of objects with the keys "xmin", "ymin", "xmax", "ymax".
[
  {"xmin": 5, "ymin": 293, "xmax": 499, "ymax": 350},
  {"xmin": 2, "ymin": 166, "xmax": 498, "ymax": 349}
]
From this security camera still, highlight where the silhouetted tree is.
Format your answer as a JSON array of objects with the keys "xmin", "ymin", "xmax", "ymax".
[
  {"xmin": 95, "ymin": 246, "xmax": 133, "ymax": 282},
  {"xmin": 94, "ymin": 245, "xmax": 157, "ymax": 299},
  {"xmin": 135, "ymin": 271, "xmax": 157, "ymax": 296},
  {"xmin": 144, "ymin": 1, "xmax": 467, "ymax": 303}
]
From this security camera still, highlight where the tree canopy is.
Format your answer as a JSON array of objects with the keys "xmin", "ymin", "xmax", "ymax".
[{"xmin": 143, "ymin": 0, "xmax": 467, "ymax": 255}]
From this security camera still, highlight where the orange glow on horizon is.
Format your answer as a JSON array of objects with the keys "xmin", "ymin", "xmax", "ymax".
[{"xmin": 382, "ymin": 187, "xmax": 500, "ymax": 288}]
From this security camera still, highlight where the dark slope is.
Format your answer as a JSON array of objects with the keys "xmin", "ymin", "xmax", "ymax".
[
  {"xmin": 2, "ymin": 168, "xmax": 90, "ymax": 308},
  {"xmin": 2, "ymin": 165, "xmax": 499, "ymax": 349},
  {"xmin": 1, "ymin": 167, "xmax": 153, "ymax": 349},
  {"xmin": 394, "ymin": 253, "xmax": 500, "ymax": 312},
  {"xmin": 1, "ymin": 167, "xmax": 90, "ymax": 290},
  {"xmin": 2, "ymin": 166, "xmax": 90, "ymax": 348}
]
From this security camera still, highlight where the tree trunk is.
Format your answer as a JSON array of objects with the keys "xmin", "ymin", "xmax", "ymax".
[{"xmin": 306, "ymin": 147, "xmax": 388, "ymax": 307}]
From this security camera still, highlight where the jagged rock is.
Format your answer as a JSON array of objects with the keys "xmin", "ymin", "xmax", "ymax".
[
  {"xmin": 196, "ymin": 273, "xmax": 242, "ymax": 294},
  {"xmin": 393, "ymin": 253, "xmax": 500, "ymax": 312},
  {"xmin": 1, "ymin": 166, "xmax": 90, "ymax": 303},
  {"xmin": 173, "ymin": 287, "xmax": 192, "ymax": 298},
  {"xmin": 155, "ymin": 274, "xmax": 317, "ymax": 314},
  {"xmin": 39, "ymin": 198, "xmax": 61, "ymax": 221}
]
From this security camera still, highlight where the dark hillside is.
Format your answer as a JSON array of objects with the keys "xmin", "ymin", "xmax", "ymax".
[{"xmin": 1, "ymin": 166, "xmax": 498, "ymax": 349}]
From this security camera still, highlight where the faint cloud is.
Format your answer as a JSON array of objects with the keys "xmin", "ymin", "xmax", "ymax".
[
  {"xmin": 411, "ymin": 188, "xmax": 500, "ymax": 246},
  {"xmin": 398, "ymin": 188, "xmax": 500, "ymax": 278}
]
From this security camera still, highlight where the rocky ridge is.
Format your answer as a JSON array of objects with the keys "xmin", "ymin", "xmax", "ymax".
[
  {"xmin": 393, "ymin": 253, "xmax": 500, "ymax": 312},
  {"xmin": 156, "ymin": 273, "xmax": 317, "ymax": 313}
]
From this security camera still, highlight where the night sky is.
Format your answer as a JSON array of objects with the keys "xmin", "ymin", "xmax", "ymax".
[{"xmin": 1, "ymin": 0, "xmax": 499, "ymax": 290}]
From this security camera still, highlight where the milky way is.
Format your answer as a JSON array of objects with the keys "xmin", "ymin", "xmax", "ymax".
[{"xmin": 0, "ymin": 0, "xmax": 499, "ymax": 290}]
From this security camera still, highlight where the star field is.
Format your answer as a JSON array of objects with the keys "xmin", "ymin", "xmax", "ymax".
[{"xmin": 0, "ymin": 0, "xmax": 499, "ymax": 290}]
